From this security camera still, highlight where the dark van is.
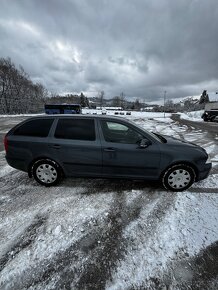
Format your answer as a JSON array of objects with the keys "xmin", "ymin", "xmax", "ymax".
[{"xmin": 4, "ymin": 115, "xmax": 211, "ymax": 191}]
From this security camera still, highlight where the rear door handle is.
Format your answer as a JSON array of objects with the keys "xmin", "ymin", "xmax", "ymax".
[
  {"xmin": 50, "ymin": 144, "xmax": 61, "ymax": 149},
  {"xmin": 104, "ymin": 147, "xmax": 116, "ymax": 152}
]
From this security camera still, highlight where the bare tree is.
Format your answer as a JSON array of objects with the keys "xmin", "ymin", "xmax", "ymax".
[
  {"xmin": 99, "ymin": 90, "xmax": 104, "ymax": 108},
  {"xmin": 0, "ymin": 57, "xmax": 46, "ymax": 114},
  {"xmin": 120, "ymin": 92, "xmax": 126, "ymax": 109},
  {"xmin": 199, "ymin": 90, "xmax": 209, "ymax": 104},
  {"xmin": 112, "ymin": 96, "xmax": 121, "ymax": 107}
]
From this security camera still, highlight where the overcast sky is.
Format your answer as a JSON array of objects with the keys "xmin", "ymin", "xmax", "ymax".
[{"xmin": 1, "ymin": 0, "xmax": 218, "ymax": 102}]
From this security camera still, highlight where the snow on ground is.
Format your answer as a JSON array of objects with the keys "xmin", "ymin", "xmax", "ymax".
[
  {"xmin": 0, "ymin": 114, "xmax": 44, "ymax": 118},
  {"xmin": 83, "ymin": 107, "xmax": 204, "ymax": 123},
  {"xmin": 180, "ymin": 110, "xmax": 204, "ymax": 122},
  {"xmin": 0, "ymin": 111, "xmax": 218, "ymax": 289},
  {"xmin": 82, "ymin": 108, "xmax": 171, "ymax": 119},
  {"xmin": 0, "ymin": 151, "xmax": 14, "ymax": 178},
  {"xmin": 107, "ymin": 191, "xmax": 218, "ymax": 289},
  {"xmin": 0, "ymin": 186, "xmax": 114, "ymax": 287}
]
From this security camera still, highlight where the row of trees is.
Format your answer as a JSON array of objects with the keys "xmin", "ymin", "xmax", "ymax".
[
  {"xmin": 92, "ymin": 94, "xmax": 206, "ymax": 112},
  {"xmin": 46, "ymin": 92, "xmax": 90, "ymax": 108},
  {"xmin": 48, "ymin": 91, "xmax": 213, "ymax": 112},
  {"xmin": 0, "ymin": 58, "xmax": 47, "ymax": 114}
]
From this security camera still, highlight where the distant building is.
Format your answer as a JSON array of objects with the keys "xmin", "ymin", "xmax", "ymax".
[
  {"xmin": 140, "ymin": 107, "xmax": 154, "ymax": 112},
  {"xmin": 96, "ymin": 106, "xmax": 123, "ymax": 111}
]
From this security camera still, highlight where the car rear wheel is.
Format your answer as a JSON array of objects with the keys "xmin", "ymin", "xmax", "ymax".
[
  {"xmin": 162, "ymin": 164, "xmax": 195, "ymax": 191},
  {"xmin": 32, "ymin": 159, "xmax": 62, "ymax": 186}
]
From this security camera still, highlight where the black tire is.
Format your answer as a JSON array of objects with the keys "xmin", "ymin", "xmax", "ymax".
[
  {"xmin": 32, "ymin": 159, "xmax": 62, "ymax": 186},
  {"xmin": 162, "ymin": 164, "xmax": 196, "ymax": 192},
  {"xmin": 210, "ymin": 116, "xmax": 216, "ymax": 122}
]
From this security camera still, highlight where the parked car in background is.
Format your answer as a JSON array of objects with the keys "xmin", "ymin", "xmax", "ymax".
[
  {"xmin": 201, "ymin": 102, "xmax": 218, "ymax": 122},
  {"xmin": 4, "ymin": 115, "xmax": 211, "ymax": 191},
  {"xmin": 45, "ymin": 104, "xmax": 81, "ymax": 114},
  {"xmin": 214, "ymin": 116, "xmax": 218, "ymax": 122},
  {"xmin": 101, "ymin": 108, "xmax": 107, "ymax": 115}
]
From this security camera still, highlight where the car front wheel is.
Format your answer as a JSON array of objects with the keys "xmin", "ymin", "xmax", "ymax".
[
  {"xmin": 162, "ymin": 164, "xmax": 196, "ymax": 191},
  {"xmin": 32, "ymin": 159, "xmax": 62, "ymax": 186}
]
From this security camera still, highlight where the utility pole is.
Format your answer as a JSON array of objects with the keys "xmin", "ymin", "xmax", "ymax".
[{"xmin": 163, "ymin": 90, "xmax": 167, "ymax": 118}]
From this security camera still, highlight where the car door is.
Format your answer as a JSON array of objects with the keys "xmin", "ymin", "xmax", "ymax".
[
  {"xmin": 99, "ymin": 119, "xmax": 161, "ymax": 179},
  {"xmin": 49, "ymin": 117, "xmax": 102, "ymax": 177}
]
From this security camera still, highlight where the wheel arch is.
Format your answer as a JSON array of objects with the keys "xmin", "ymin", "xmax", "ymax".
[
  {"xmin": 28, "ymin": 156, "xmax": 64, "ymax": 178},
  {"xmin": 160, "ymin": 161, "xmax": 198, "ymax": 181}
]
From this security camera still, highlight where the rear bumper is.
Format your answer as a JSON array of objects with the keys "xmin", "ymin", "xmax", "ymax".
[
  {"xmin": 5, "ymin": 156, "xmax": 28, "ymax": 172},
  {"xmin": 196, "ymin": 162, "xmax": 212, "ymax": 181}
]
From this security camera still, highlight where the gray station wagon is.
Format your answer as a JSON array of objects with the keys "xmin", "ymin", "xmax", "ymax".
[{"xmin": 4, "ymin": 115, "xmax": 212, "ymax": 191}]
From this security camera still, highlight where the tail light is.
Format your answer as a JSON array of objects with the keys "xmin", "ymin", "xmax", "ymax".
[{"xmin": 4, "ymin": 135, "xmax": 8, "ymax": 153}]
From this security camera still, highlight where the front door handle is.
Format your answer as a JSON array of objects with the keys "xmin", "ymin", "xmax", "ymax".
[{"xmin": 104, "ymin": 147, "xmax": 116, "ymax": 152}]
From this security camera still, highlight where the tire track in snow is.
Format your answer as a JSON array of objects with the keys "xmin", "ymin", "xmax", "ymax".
[
  {"xmin": 161, "ymin": 241, "xmax": 218, "ymax": 290},
  {"xmin": 73, "ymin": 191, "xmax": 175, "ymax": 290},
  {"xmin": 0, "ymin": 214, "xmax": 47, "ymax": 273},
  {"xmin": 2, "ymin": 190, "xmax": 175, "ymax": 290},
  {"xmin": 107, "ymin": 192, "xmax": 177, "ymax": 290}
]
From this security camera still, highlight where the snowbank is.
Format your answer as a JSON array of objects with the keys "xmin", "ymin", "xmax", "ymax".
[{"xmin": 179, "ymin": 110, "xmax": 204, "ymax": 122}]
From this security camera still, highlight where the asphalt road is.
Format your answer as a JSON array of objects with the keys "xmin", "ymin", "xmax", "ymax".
[{"xmin": 171, "ymin": 113, "xmax": 218, "ymax": 136}]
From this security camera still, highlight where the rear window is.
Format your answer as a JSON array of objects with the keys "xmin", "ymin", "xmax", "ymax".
[
  {"xmin": 13, "ymin": 119, "xmax": 54, "ymax": 137},
  {"xmin": 54, "ymin": 118, "xmax": 95, "ymax": 141}
]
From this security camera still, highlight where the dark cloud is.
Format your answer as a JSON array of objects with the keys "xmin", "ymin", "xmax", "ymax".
[{"xmin": 1, "ymin": 0, "xmax": 218, "ymax": 101}]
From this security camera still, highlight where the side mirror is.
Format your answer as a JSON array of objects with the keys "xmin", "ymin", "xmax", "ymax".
[{"xmin": 139, "ymin": 139, "xmax": 152, "ymax": 148}]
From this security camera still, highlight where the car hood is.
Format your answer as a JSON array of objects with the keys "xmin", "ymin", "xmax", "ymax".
[
  {"xmin": 161, "ymin": 134, "xmax": 207, "ymax": 153},
  {"xmin": 163, "ymin": 135, "xmax": 197, "ymax": 146}
]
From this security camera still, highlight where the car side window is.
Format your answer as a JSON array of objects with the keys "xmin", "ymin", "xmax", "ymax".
[
  {"xmin": 13, "ymin": 119, "xmax": 54, "ymax": 137},
  {"xmin": 100, "ymin": 120, "xmax": 143, "ymax": 144},
  {"xmin": 54, "ymin": 118, "xmax": 96, "ymax": 141}
]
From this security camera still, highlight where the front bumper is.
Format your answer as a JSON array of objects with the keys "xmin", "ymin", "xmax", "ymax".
[{"xmin": 196, "ymin": 162, "xmax": 212, "ymax": 181}]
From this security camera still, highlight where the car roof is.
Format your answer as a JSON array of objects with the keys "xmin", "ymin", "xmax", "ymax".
[{"xmin": 27, "ymin": 114, "xmax": 127, "ymax": 121}]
